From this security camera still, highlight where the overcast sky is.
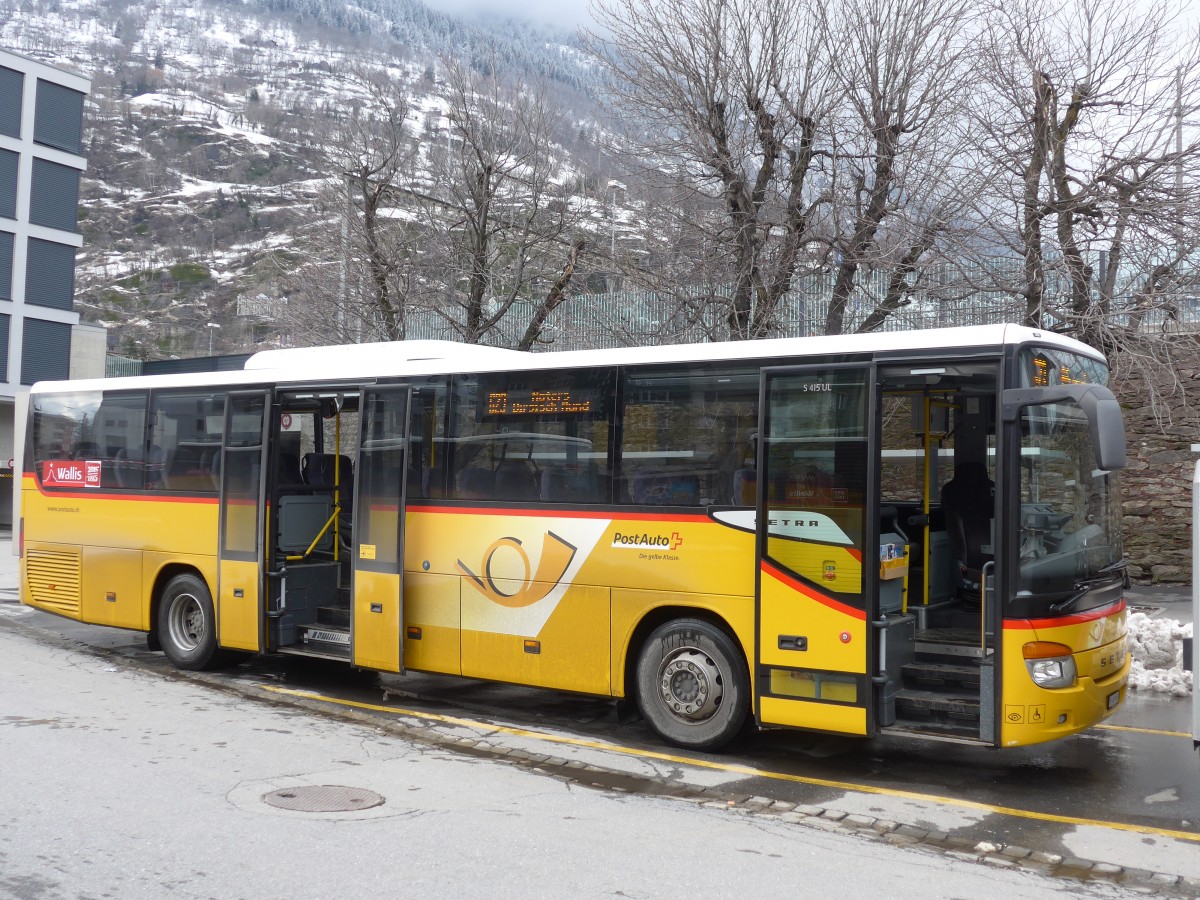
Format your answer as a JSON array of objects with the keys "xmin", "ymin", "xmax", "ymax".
[{"xmin": 433, "ymin": 0, "xmax": 597, "ymax": 30}]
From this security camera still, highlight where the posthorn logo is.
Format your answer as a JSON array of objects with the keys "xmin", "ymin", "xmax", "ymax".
[{"xmin": 611, "ymin": 531, "xmax": 683, "ymax": 550}]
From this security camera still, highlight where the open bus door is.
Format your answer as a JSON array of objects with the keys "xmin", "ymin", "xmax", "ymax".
[
  {"xmin": 216, "ymin": 390, "xmax": 270, "ymax": 652},
  {"xmin": 350, "ymin": 385, "xmax": 410, "ymax": 673},
  {"xmin": 754, "ymin": 365, "xmax": 879, "ymax": 736}
]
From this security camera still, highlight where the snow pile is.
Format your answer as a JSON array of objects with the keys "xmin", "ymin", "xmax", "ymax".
[{"xmin": 1126, "ymin": 611, "xmax": 1193, "ymax": 697}]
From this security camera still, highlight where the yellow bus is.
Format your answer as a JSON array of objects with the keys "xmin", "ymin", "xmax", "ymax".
[{"xmin": 19, "ymin": 325, "xmax": 1130, "ymax": 750}]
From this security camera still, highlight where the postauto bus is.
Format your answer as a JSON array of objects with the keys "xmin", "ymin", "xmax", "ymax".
[{"xmin": 20, "ymin": 325, "xmax": 1130, "ymax": 750}]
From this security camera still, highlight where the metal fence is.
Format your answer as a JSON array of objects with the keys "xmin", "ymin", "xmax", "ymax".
[{"xmin": 397, "ymin": 264, "xmax": 1200, "ymax": 351}]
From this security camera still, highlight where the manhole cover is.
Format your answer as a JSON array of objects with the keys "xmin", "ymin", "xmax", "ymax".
[{"xmin": 262, "ymin": 785, "xmax": 385, "ymax": 812}]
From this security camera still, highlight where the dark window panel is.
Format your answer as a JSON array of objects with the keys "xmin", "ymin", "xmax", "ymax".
[
  {"xmin": 33, "ymin": 79, "xmax": 84, "ymax": 154},
  {"xmin": 618, "ymin": 365, "xmax": 760, "ymax": 507},
  {"xmin": 21, "ymin": 317, "xmax": 71, "ymax": 385},
  {"xmin": 0, "ymin": 148, "xmax": 17, "ymax": 219},
  {"xmin": 446, "ymin": 369, "xmax": 613, "ymax": 504},
  {"xmin": 0, "ymin": 66, "xmax": 22, "ymax": 139},
  {"xmin": 0, "ymin": 312, "xmax": 9, "ymax": 381},
  {"xmin": 0, "ymin": 231, "xmax": 12, "ymax": 301},
  {"xmin": 29, "ymin": 158, "xmax": 80, "ymax": 233},
  {"xmin": 25, "ymin": 236, "xmax": 76, "ymax": 310},
  {"xmin": 150, "ymin": 391, "xmax": 227, "ymax": 493}
]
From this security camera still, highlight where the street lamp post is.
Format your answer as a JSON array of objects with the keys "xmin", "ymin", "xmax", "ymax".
[{"xmin": 206, "ymin": 322, "xmax": 221, "ymax": 355}]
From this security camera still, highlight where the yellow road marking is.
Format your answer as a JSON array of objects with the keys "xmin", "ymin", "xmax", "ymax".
[
  {"xmin": 264, "ymin": 685, "xmax": 1200, "ymax": 845},
  {"xmin": 1097, "ymin": 723, "xmax": 1190, "ymax": 739}
]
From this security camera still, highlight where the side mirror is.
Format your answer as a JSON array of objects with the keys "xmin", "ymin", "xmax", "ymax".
[{"xmin": 1001, "ymin": 384, "xmax": 1126, "ymax": 471}]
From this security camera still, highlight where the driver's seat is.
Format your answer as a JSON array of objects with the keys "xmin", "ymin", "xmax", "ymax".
[{"xmin": 941, "ymin": 462, "xmax": 994, "ymax": 599}]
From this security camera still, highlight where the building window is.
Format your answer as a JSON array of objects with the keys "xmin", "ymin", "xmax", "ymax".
[
  {"xmin": 21, "ymin": 317, "xmax": 71, "ymax": 385},
  {"xmin": 29, "ymin": 158, "xmax": 80, "ymax": 233},
  {"xmin": 0, "ymin": 231, "xmax": 12, "ymax": 301},
  {"xmin": 0, "ymin": 313, "xmax": 9, "ymax": 381},
  {"xmin": 34, "ymin": 79, "xmax": 84, "ymax": 154},
  {"xmin": 0, "ymin": 148, "xmax": 16, "ymax": 220},
  {"xmin": 25, "ymin": 237, "xmax": 75, "ymax": 311},
  {"xmin": 0, "ymin": 66, "xmax": 22, "ymax": 139}
]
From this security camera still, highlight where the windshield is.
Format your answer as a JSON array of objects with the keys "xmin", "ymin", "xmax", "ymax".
[{"xmin": 1016, "ymin": 399, "xmax": 1123, "ymax": 608}]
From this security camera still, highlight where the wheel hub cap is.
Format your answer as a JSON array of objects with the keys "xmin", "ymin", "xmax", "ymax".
[
  {"xmin": 659, "ymin": 648, "xmax": 722, "ymax": 721},
  {"xmin": 170, "ymin": 594, "xmax": 203, "ymax": 650}
]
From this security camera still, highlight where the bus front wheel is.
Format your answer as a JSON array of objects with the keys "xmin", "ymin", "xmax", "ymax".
[
  {"xmin": 635, "ymin": 619, "xmax": 749, "ymax": 751},
  {"xmin": 158, "ymin": 574, "xmax": 221, "ymax": 671}
]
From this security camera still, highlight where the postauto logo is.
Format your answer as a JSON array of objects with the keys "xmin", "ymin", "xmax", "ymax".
[{"xmin": 611, "ymin": 530, "xmax": 683, "ymax": 551}]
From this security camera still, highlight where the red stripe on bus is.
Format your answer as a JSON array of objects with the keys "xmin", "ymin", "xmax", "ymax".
[
  {"xmin": 408, "ymin": 504, "xmax": 710, "ymax": 522},
  {"xmin": 761, "ymin": 560, "xmax": 867, "ymax": 621},
  {"xmin": 1003, "ymin": 598, "xmax": 1127, "ymax": 630}
]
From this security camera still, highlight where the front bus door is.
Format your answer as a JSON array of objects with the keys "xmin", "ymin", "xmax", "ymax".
[
  {"xmin": 755, "ymin": 364, "xmax": 879, "ymax": 736},
  {"xmin": 351, "ymin": 386, "xmax": 410, "ymax": 673},
  {"xmin": 217, "ymin": 390, "xmax": 270, "ymax": 652}
]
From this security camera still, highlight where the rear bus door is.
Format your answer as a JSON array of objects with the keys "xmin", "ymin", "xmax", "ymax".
[
  {"xmin": 755, "ymin": 365, "xmax": 878, "ymax": 736},
  {"xmin": 351, "ymin": 386, "xmax": 410, "ymax": 673},
  {"xmin": 216, "ymin": 390, "xmax": 270, "ymax": 652}
]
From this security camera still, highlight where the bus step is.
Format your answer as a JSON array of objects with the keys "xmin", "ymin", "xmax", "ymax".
[
  {"xmin": 913, "ymin": 627, "xmax": 991, "ymax": 659},
  {"xmin": 894, "ymin": 688, "xmax": 980, "ymax": 724},
  {"xmin": 317, "ymin": 606, "xmax": 351, "ymax": 628},
  {"xmin": 901, "ymin": 661, "xmax": 981, "ymax": 690},
  {"xmin": 299, "ymin": 624, "xmax": 351, "ymax": 658}
]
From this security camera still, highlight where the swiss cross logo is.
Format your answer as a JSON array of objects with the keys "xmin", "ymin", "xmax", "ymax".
[
  {"xmin": 42, "ymin": 459, "xmax": 102, "ymax": 488},
  {"xmin": 669, "ymin": 532, "xmax": 683, "ymax": 550}
]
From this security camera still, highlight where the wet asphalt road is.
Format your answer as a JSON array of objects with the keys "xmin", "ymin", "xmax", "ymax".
[{"xmin": 1, "ymin": 587, "xmax": 1196, "ymax": 883}]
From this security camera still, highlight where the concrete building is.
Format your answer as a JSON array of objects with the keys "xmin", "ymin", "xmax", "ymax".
[{"xmin": 0, "ymin": 49, "xmax": 91, "ymax": 526}]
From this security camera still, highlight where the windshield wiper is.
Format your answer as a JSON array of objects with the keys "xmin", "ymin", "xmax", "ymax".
[
  {"xmin": 1050, "ymin": 588, "xmax": 1088, "ymax": 615},
  {"xmin": 1051, "ymin": 566, "xmax": 1126, "ymax": 614}
]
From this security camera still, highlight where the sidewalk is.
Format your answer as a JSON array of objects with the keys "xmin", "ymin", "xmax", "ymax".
[{"xmin": 0, "ymin": 533, "xmax": 16, "ymax": 594}]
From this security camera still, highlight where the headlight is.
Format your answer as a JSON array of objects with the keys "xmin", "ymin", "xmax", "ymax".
[{"xmin": 1023, "ymin": 641, "xmax": 1077, "ymax": 689}]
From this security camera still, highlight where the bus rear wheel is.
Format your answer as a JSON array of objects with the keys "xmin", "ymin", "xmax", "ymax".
[
  {"xmin": 158, "ymin": 574, "xmax": 221, "ymax": 671},
  {"xmin": 635, "ymin": 618, "xmax": 749, "ymax": 752}
]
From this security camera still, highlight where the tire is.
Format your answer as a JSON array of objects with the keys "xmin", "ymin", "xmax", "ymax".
[
  {"xmin": 157, "ymin": 573, "xmax": 222, "ymax": 671},
  {"xmin": 635, "ymin": 618, "xmax": 750, "ymax": 752}
]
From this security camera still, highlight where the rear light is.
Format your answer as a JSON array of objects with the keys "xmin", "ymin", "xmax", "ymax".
[{"xmin": 1023, "ymin": 641, "xmax": 1076, "ymax": 688}]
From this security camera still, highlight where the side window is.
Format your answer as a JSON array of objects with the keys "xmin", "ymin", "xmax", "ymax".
[
  {"xmin": 619, "ymin": 366, "xmax": 758, "ymax": 507},
  {"xmin": 30, "ymin": 391, "xmax": 147, "ymax": 490},
  {"xmin": 31, "ymin": 390, "xmax": 101, "ymax": 489},
  {"xmin": 150, "ymin": 391, "xmax": 227, "ymax": 492},
  {"xmin": 447, "ymin": 369, "xmax": 612, "ymax": 504},
  {"xmin": 406, "ymin": 379, "xmax": 449, "ymax": 500}
]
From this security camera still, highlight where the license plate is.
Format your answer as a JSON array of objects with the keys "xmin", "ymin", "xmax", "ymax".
[{"xmin": 1107, "ymin": 690, "xmax": 1120, "ymax": 710}]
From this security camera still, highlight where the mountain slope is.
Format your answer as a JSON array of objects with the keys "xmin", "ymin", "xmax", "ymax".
[{"xmin": 2, "ymin": 0, "xmax": 610, "ymax": 358}]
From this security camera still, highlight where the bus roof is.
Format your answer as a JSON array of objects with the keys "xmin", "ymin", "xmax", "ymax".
[{"xmin": 31, "ymin": 324, "xmax": 1102, "ymax": 395}]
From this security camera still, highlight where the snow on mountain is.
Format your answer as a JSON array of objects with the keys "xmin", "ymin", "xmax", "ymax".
[{"xmin": 1, "ymin": 0, "xmax": 609, "ymax": 359}]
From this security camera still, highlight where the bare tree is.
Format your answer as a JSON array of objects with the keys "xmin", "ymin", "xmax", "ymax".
[
  {"xmin": 817, "ymin": 0, "xmax": 979, "ymax": 335},
  {"xmin": 973, "ymin": 0, "xmax": 1200, "ymax": 355},
  {"xmin": 408, "ymin": 55, "xmax": 588, "ymax": 349},
  {"xmin": 282, "ymin": 67, "xmax": 423, "ymax": 345},
  {"xmin": 584, "ymin": 0, "xmax": 838, "ymax": 339}
]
